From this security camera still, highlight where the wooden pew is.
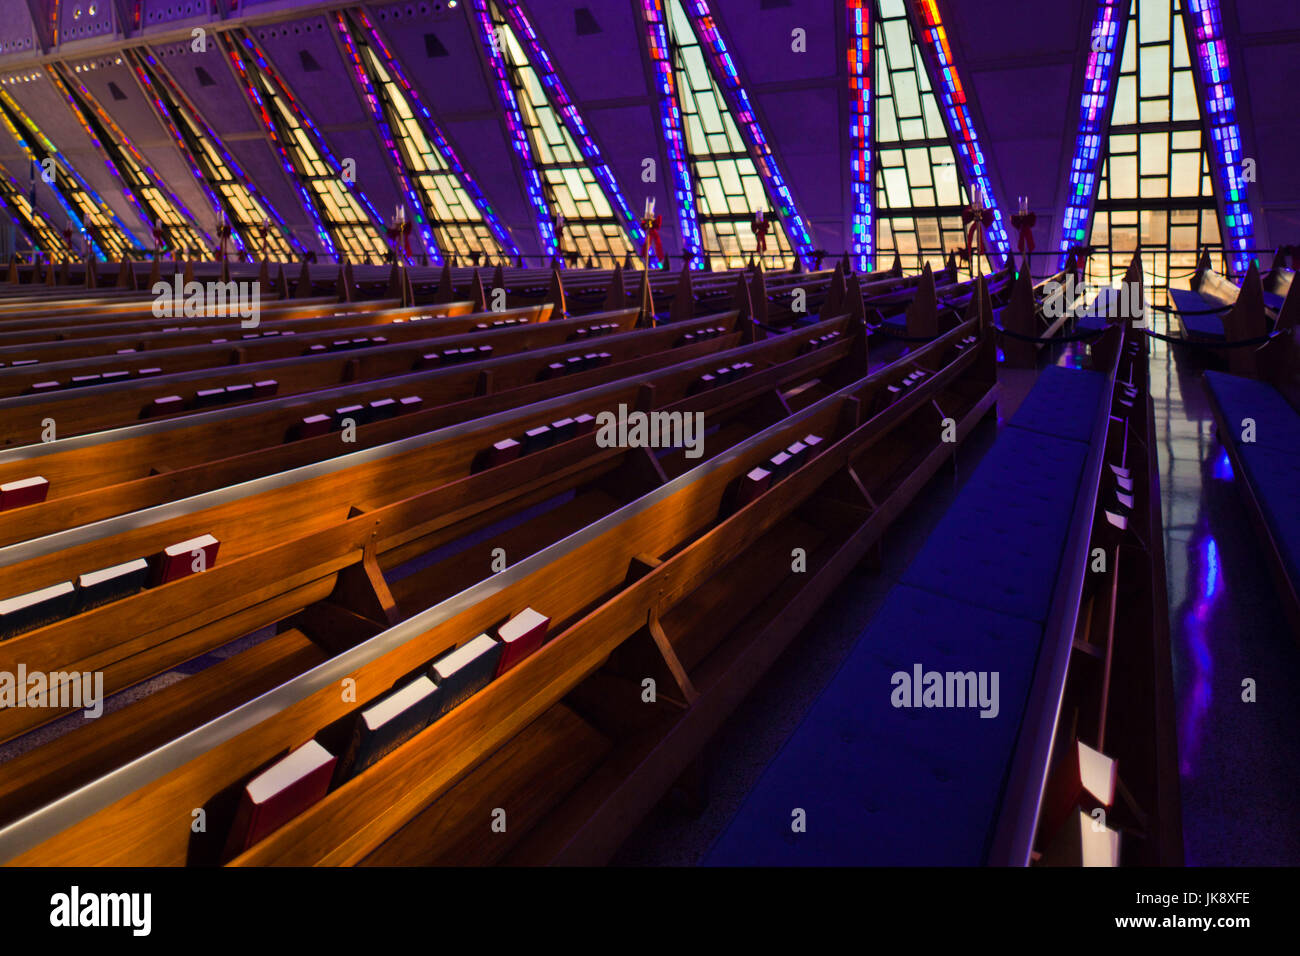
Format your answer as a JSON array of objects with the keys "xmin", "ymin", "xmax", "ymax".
[
  {"xmin": 0, "ymin": 311, "xmax": 844, "ymax": 543},
  {"xmin": 0, "ymin": 305, "xmax": 646, "ymax": 445},
  {"xmin": 0, "ymin": 290, "xmax": 994, "ymax": 865},
  {"xmin": 1031, "ymin": 326, "xmax": 1181, "ymax": 866},
  {"xmin": 996, "ymin": 259, "xmax": 1078, "ymax": 367},
  {"xmin": 0, "ymin": 312, "xmax": 866, "ymax": 743}
]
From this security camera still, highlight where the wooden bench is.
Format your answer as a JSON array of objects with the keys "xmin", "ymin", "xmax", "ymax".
[{"xmin": 0, "ymin": 286, "xmax": 995, "ymax": 865}]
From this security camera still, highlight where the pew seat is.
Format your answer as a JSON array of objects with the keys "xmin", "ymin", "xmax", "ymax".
[
  {"xmin": 704, "ymin": 585, "xmax": 1041, "ymax": 865},
  {"xmin": 1204, "ymin": 371, "xmax": 1300, "ymax": 610},
  {"xmin": 1168, "ymin": 287, "xmax": 1226, "ymax": 340},
  {"xmin": 1204, "ymin": 370, "xmax": 1300, "ymax": 455},
  {"xmin": 900, "ymin": 424, "xmax": 1092, "ymax": 624},
  {"xmin": 706, "ymin": 363, "xmax": 1109, "ymax": 864},
  {"xmin": 1005, "ymin": 364, "xmax": 1107, "ymax": 443}
]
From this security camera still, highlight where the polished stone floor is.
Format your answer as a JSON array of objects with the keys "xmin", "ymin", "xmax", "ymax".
[{"xmin": 1149, "ymin": 334, "xmax": 1300, "ymax": 866}]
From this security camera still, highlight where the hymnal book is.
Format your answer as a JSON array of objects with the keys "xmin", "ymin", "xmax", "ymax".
[
  {"xmin": 333, "ymin": 404, "xmax": 367, "ymax": 427},
  {"xmin": 146, "ymin": 395, "xmax": 184, "ymax": 417},
  {"xmin": 399, "ymin": 396, "xmax": 424, "ymax": 413},
  {"xmin": 28, "ymin": 381, "xmax": 61, "ymax": 395},
  {"xmin": 574, "ymin": 414, "xmax": 596, "ymax": 435},
  {"xmin": 150, "ymin": 534, "xmax": 220, "ymax": 586},
  {"xmin": 0, "ymin": 476, "xmax": 50, "ymax": 511},
  {"xmin": 1040, "ymin": 810, "xmax": 1121, "ymax": 867},
  {"xmin": 223, "ymin": 740, "xmax": 337, "ymax": 859},
  {"xmin": 550, "ymin": 418, "xmax": 577, "ymax": 441},
  {"xmin": 485, "ymin": 437, "xmax": 521, "ymax": 468},
  {"xmin": 1038, "ymin": 739, "xmax": 1117, "ymax": 851},
  {"xmin": 194, "ymin": 387, "xmax": 226, "ymax": 408},
  {"xmin": 0, "ymin": 581, "xmax": 77, "ymax": 640},
  {"xmin": 77, "ymin": 558, "xmax": 149, "ymax": 612},
  {"xmin": 494, "ymin": 608, "xmax": 551, "ymax": 677},
  {"xmin": 803, "ymin": 434, "xmax": 824, "ymax": 456},
  {"xmin": 768, "ymin": 451, "xmax": 792, "ymax": 480},
  {"xmin": 296, "ymin": 414, "xmax": 332, "ymax": 440},
  {"xmin": 369, "ymin": 398, "xmax": 398, "ymax": 420},
  {"xmin": 522, "ymin": 426, "xmax": 554, "ymax": 453},
  {"xmin": 333, "ymin": 676, "xmax": 443, "ymax": 785},
  {"xmin": 734, "ymin": 467, "xmax": 771, "ymax": 509},
  {"xmin": 430, "ymin": 634, "xmax": 502, "ymax": 717},
  {"xmin": 785, "ymin": 441, "xmax": 808, "ymax": 470}
]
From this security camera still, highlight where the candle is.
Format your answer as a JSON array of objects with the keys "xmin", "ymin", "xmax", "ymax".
[{"xmin": 644, "ymin": 196, "xmax": 655, "ymax": 218}]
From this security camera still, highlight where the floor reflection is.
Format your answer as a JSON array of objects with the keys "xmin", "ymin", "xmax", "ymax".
[{"xmin": 1151, "ymin": 334, "xmax": 1300, "ymax": 865}]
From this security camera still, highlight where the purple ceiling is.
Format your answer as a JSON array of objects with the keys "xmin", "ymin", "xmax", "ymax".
[{"xmin": 0, "ymin": 0, "xmax": 1291, "ymax": 262}]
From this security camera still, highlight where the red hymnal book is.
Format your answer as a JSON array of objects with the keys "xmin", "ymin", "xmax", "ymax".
[
  {"xmin": 223, "ymin": 740, "xmax": 336, "ymax": 860},
  {"xmin": 151, "ymin": 534, "xmax": 220, "ymax": 586},
  {"xmin": 486, "ymin": 437, "xmax": 521, "ymax": 468},
  {"xmin": 296, "ymin": 414, "xmax": 333, "ymax": 440},
  {"xmin": 494, "ymin": 607, "xmax": 551, "ymax": 677},
  {"xmin": 1037, "ymin": 739, "xmax": 1117, "ymax": 851},
  {"xmin": 0, "ymin": 476, "xmax": 49, "ymax": 511},
  {"xmin": 735, "ymin": 467, "xmax": 771, "ymax": 509}
]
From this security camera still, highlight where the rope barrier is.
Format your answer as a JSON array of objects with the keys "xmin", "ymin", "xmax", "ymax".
[
  {"xmin": 1146, "ymin": 300, "xmax": 1230, "ymax": 315},
  {"xmin": 1143, "ymin": 327, "xmax": 1274, "ymax": 349},
  {"xmin": 995, "ymin": 325, "xmax": 1108, "ymax": 344}
]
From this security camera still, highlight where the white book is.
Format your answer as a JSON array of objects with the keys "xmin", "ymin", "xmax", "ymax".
[
  {"xmin": 0, "ymin": 476, "xmax": 47, "ymax": 493},
  {"xmin": 498, "ymin": 608, "xmax": 549, "ymax": 646},
  {"xmin": 0, "ymin": 581, "xmax": 74, "ymax": 616},
  {"xmin": 247, "ymin": 740, "xmax": 336, "ymax": 806},
  {"xmin": 78, "ymin": 558, "xmax": 149, "ymax": 590},
  {"xmin": 1076, "ymin": 740, "xmax": 1118, "ymax": 806},
  {"xmin": 361, "ymin": 676, "xmax": 439, "ymax": 733},
  {"xmin": 433, "ymin": 634, "xmax": 498, "ymax": 681},
  {"xmin": 163, "ymin": 533, "xmax": 219, "ymax": 558},
  {"xmin": 1077, "ymin": 811, "xmax": 1121, "ymax": 868}
]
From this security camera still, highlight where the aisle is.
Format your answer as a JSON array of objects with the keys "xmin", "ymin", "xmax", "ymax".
[{"xmin": 1149, "ymin": 335, "xmax": 1300, "ymax": 865}]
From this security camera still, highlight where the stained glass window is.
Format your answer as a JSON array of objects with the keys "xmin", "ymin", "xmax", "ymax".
[
  {"xmin": 873, "ymin": 0, "xmax": 969, "ymax": 274},
  {"xmin": 1090, "ymin": 0, "xmax": 1220, "ymax": 306}
]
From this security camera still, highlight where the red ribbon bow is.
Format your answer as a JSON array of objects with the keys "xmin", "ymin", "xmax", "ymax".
[
  {"xmin": 752, "ymin": 216, "xmax": 770, "ymax": 254},
  {"xmin": 152, "ymin": 226, "xmax": 166, "ymax": 251},
  {"xmin": 960, "ymin": 206, "xmax": 993, "ymax": 264},
  {"xmin": 1010, "ymin": 212, "xmax": 1036, "ymax": 254},
  {"xmin": 641, "ymin": 214, "xmax": 663, "ymax": 266}
]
